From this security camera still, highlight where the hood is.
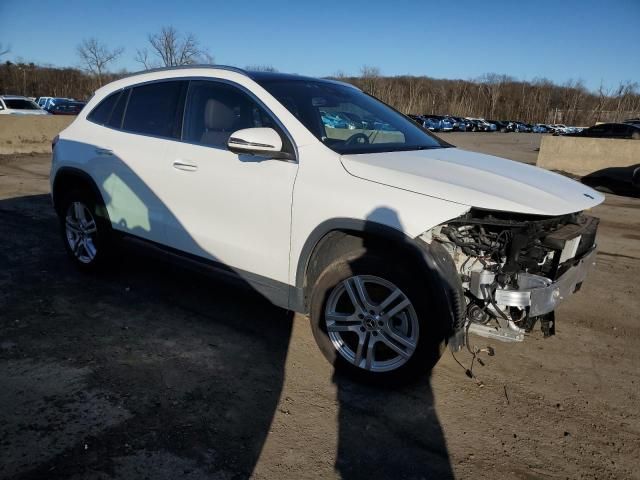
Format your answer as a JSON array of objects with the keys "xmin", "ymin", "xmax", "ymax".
[{"xmin": 341, "ymin": 148, "xmax": 604, "ymax": 216}]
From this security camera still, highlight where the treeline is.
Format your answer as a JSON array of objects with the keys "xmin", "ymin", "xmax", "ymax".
[
  {"xmin": 1, "ymin": 60, "xmax": 638, "ymax": 126},
  {"xmin": 0, "ymin": 61, "xmax": 122, "ymax": 100},
  {"xmin": 337, "ymin": 70, "xmax": 640, "ymax": 126}
]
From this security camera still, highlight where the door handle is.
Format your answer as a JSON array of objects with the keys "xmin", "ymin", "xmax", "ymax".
[
  {"xmin": 95, "ymin": 148, "xmax": 113, "ymax": 156},
  {"xmin": 172, "ymin": 160, "xmax": 198, "ymax": 172}
]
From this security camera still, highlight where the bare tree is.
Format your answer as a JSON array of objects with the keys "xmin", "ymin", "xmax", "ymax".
[
  {"xmin": 360, "ymin": 65, "xmax": 381, "ymax": 97},
  {"xmin": 134, "ymin": 48, "xmax": 155, "ymax": 70},
  {"xmin": 77, "ymin": 38, "xmax": 123, "ymax": 86},
  {"xmin": 245, "ymin": 65, "xmax": 278, "ymax": 72},
  {"xmin": 143, "ymin": 26, "xmax": 212, "ymax": 67},
  {"xmin": 0, "ymin": 42, "xmax": 9, "ymax": 58}
]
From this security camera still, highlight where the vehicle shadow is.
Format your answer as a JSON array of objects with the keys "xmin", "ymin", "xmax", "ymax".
[
  {"xmin": 332, "ymin": 208, "xmax": 454, "ymax": 479},
  {"xmin": 0, "ymin": 192, "xmax": 293, "ymax": 479},
  {"xmin": 334, "ymin": 375, "xmax": 453, "ymax": 479},
  {"xmin": 1, "ymin": 151, "xmax": 453, "ymax": 479},
  {"xmin": 581, "ymin": 164, "xmax": 640, "ymax": 198}
]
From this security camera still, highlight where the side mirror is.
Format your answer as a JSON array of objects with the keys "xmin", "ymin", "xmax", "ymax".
[{"xmin": 227, "ymin": 127, "xmax": 294, "ymax": 160}]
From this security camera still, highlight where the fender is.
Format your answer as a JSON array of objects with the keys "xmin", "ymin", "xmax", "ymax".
[
  {"xmin": 292, "ymin": 218, "xmax": 464, "ymax": 342},
  {"xmin": 52, "ymin": 167, "xmax": 108, "ymax": 218},
  {"xmin": 51, "ymin": 167, "xmax": 111, "ymax": 228}
]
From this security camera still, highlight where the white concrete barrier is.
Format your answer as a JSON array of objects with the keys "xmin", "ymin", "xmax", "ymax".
[
  {"xmin": 0, "ymin": 116, "xmax": 74, "ymax": 154},
  {"xmin": 537, "ymin": 136, "xmax": 640, "ymax": 176}
]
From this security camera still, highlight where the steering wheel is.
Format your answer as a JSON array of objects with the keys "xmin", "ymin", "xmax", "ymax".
[{"xmin": 344, "ymin": 132, "xmax": 370, "ymax": 146}]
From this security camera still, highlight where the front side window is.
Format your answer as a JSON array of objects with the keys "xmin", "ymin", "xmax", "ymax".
[
  {"xmin": 257, "ymin": 80, "xmax": 448, "ymax": 154},
  {"xmin": 122, "ymin": 81, "xmax": 187, "ymax": 138},
  {"xmin": 182, "ymin": 80, "xmax": 286, "ymax": 150}
]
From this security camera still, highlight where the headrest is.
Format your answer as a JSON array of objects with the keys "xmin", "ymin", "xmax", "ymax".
[{"xmin": 204, "ymin": 98, "xmax": 236, "ymax": 130}]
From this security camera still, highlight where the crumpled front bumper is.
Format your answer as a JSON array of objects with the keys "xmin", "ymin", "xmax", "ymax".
[{"xmin": 494, "ymin": 247, "xmax": 598, "ymax": 317}]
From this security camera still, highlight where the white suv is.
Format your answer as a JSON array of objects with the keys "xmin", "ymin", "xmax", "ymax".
[
  {"xmin": 0, "ymin": 95, "xmax": 49, "ymax": 115},
  {"xmin": 50, "ymin": 66, "xmax": 603, "ymax": 383}
]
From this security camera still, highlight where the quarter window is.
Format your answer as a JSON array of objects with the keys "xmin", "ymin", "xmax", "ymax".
[
  {"xmin": 122, "ymin": 81, "xmax": 187, "ymax": 139},
  {"xmin": 182, "ymin": 81, "xmax": 287, "ymax": 150},
  {"xmin": 87, "ymin": 91, "xmax": 120, "ymax": 125}
]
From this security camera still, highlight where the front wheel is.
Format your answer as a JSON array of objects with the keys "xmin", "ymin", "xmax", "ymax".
[{"xmin": 309, "ymin": 254, "xmax": 446, "ymax": 385}]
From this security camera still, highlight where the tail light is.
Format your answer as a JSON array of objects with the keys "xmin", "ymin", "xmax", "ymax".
[{"xmin": 52, "ymin": 135, "xmax": 59, "ymax": 152}]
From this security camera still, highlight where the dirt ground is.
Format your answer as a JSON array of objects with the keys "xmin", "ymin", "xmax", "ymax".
[
  {"xmin": 1, "ymin": 139, "xmax": 639, "ymax": 479},
  {"xmin": 438, "ymin": 131, "xmax": 542, "ymax": 164}
]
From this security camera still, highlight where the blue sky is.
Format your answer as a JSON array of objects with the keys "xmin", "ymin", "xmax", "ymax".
[{"xmin": 1, "ymin": 0, "xmax": 638, "ymax": 91}]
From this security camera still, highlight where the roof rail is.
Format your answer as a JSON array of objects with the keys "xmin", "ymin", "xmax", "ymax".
[{"xmin": 122, "ymin": 64, "xmax": 248, "ymax": 80}]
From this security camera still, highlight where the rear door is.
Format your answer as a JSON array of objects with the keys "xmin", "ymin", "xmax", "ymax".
[{"xmin": 94, "ymin": 80, "xmax": 188, "ymax": 245}]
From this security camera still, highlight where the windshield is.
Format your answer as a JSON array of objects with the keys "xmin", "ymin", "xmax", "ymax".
[
  {"xmin": 257, "ymin": 80, "xmax": 448, "ymax": 154},
  {"xmin": 4, "ymin": 99, "xmax": 40, "ymax": 110}
]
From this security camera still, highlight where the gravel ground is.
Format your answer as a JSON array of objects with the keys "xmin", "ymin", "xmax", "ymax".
[
  {"xmin": 438, "ymin": 131, "xmax": 542, "ymax": 164},
  {"xmin": 1, "ymin": 144, "xmax": 639, "ymax": 479}
]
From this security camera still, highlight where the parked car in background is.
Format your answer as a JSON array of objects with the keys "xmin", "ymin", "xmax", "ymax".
[
  {"xmin": 532, "ymin": 124, "xmax": 548, "ymax": 133},
  {"xmin": 468, "ymin": 118, "xmax": 496, "ymax": 132},
  {"xmin": 487, "ymin": 120, "xmax": 509, "ymax": 132},
  {"xmin": 503, "ymin": 121, "xmax": 520, "ymax": 132},
  {"xmin": 50, "ymin": 65, "xmax": 604, "ymax": 383},
  {"xmin": 423, "ymin": 115, "xmax": 453, "ymax": 131},
  {"xmin": 448, "ymin": 116, "xmax": 467, "ymax": 131},
  {"xmin": 409, "ymin": 115, "xmax": 442, "ymax": 131},
  {"xmin": 42, "ymin": 97, "xmax": 74, "ymax": 112},
  {"xmin": 550, "ymin": 124, "xmax": 571, "ymax": 135},
  {"xmin": 36, "ymin": 96, "xmax": 53, "ymax": 108},
  {"xmin": 320, "ymin": 110, "xmax": 356, "ymax": 129},
  {"xmin": 566, "ymin": 122, "xmax": 640, "ymax": 140},
  {"xmin": 464, "ymin": 118, "xmax": 481, "ymax": 132},
  {"xmin": 0, "ymin": 95, "xmax": 50, "ymax": 115},
  {"xmin": 48, "ymin": 100, "xmax": 87, "ymax": 115},
  {"xmin": 448, "ymin": 116, "xmax": 470, "ymax": 131}
]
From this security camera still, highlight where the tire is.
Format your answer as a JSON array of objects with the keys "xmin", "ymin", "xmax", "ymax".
[
  {"xmin": 309, "ymin": 251, "xmax": 447, "ymax": 385},
  {"xmin": 58, "ymin": 188, "xmax": 114, "ymax": 271},
  {"xmin": 631, "ymin": 131, "xmax": 640, "ymax": 140}
]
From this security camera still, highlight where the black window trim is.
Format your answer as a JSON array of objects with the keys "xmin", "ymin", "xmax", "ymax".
[
  {"xmin": 107, "ymin": 88, "xmax": 131, "ymax": 130},
  {"xmin": 85, "ymin": 76, "xmax": 298, "ymax": 162}
]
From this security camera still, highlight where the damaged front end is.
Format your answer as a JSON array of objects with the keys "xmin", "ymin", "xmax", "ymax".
[{"xmin": 423, "ymin": 209, "xmax": 599, "ymax": 345}]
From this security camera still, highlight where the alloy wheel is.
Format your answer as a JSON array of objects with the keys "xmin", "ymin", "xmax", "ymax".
[
  {"xmin": 325, "ymin": 275, "xmax": 419, "ymax": 372},
  {"xmin": 65, "ymin": 201, "xmax": 98, "ymax": 264}
]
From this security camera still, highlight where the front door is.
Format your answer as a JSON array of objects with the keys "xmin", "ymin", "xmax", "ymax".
[{"xmin": 162, "ymin": 80, "xmax": 298, "ymax": 290}]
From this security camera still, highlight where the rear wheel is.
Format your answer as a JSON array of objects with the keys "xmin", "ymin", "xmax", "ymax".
[
  {"xmin": 59, "ymin": 189, "xmax": 113, "ymax": 271},
  {"xmin": 309, "ymin": 253, "xmax": 446, "ymax": 385}
]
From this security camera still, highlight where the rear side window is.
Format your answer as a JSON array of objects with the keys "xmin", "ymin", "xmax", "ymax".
[
  {"xmin": 122, "ymin": 81, "xmax": 187, "ymax": 139},
  {"xmin": 87, "ymin": 91, "xmax": 120, "ymax": 125},
  {"xmin": 106, "ymin": 90, "xmax": 129, "ymax": 129}
]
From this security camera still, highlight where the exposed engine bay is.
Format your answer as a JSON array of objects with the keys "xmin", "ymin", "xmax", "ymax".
[{"xmin": 424, "ymin": 209, "xmax": 599, "ymax": 343}]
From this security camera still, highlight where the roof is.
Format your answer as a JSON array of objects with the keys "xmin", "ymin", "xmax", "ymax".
[
  {"xmin": 0, "ymin": 95, "xmax": 30, "ymax": 99},
  {"xmin": 121, "ymin": 64, "xmax": 357, "ymax": 89}
]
